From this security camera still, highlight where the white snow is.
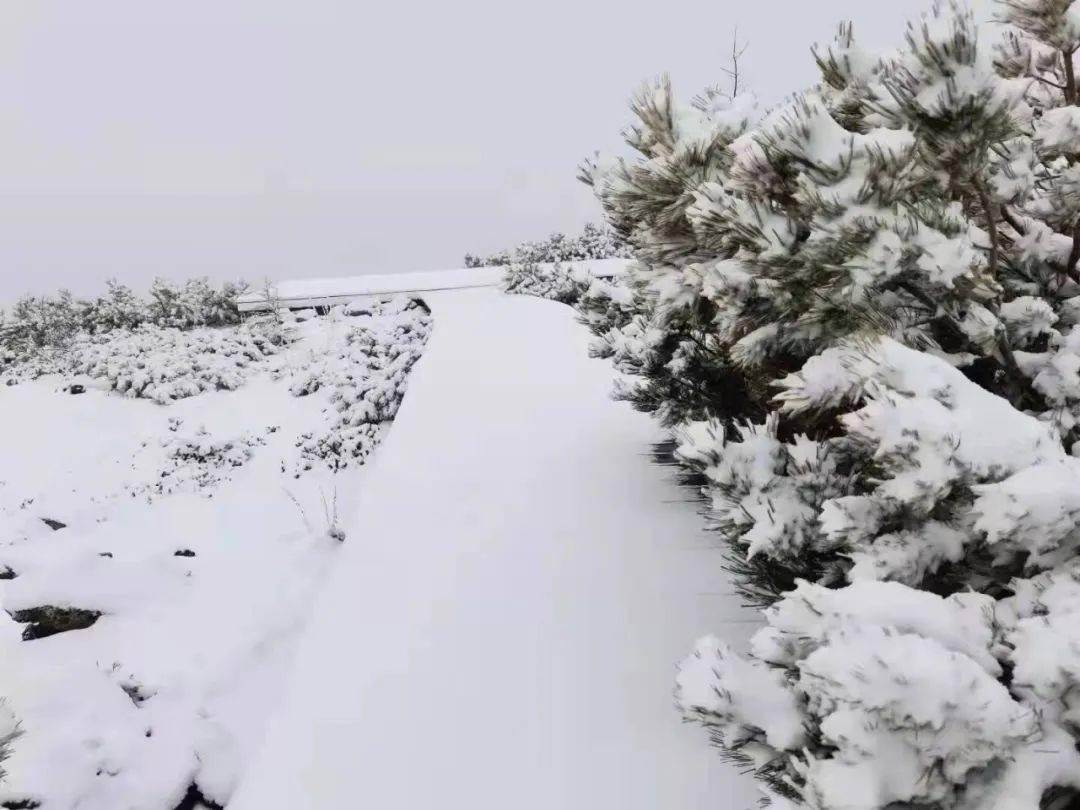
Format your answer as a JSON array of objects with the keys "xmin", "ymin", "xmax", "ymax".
[
  {"xmin": 228, "ymin": 288, "xmax": 759, "ymax": 810},
  {"xmin": 0, "ymin": 280, "xmax": 757, "ymax": 808},
  {"xmin": 0, "ymin": 303, "xmax": 431, "ymax": 808},
  {"xmin": 0, "ymin": 373, "xmax": 353, "ymax": 808}
]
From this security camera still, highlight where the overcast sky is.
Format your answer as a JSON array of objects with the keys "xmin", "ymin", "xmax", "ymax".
[{"xmin": 0, "ymin": 0, "xmax": 992, "ymax": 303}]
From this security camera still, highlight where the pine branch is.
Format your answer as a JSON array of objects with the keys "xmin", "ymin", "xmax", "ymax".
[
  {"xmin": 999, "ymin": 205, "xmax": 1025, "ymax": 236},
  {"xmin": 974, "ymin": 177, "xmax": 1001, "ymax": 279},
  {"xmin": 1067, "ymin": 221, "xmax": 1080, "ymax": 283},
  {"xmin": 1065, "ymin": 48, "xmax": 1077, "ymax": 105},
  {"xmin": 898, "ymin": 281, "xmax": 968, "ymax": 346},
  {"xmin": 994, "ymin": 332, "xmax": 1032, "ymax": 408},
  {"xmin": 1033, "ymin": 74, "xmax": 1068, "ymax": 92},
  {"xmin": 899, "ymin": 279, "xmax": 1031, "ymax": 408}
]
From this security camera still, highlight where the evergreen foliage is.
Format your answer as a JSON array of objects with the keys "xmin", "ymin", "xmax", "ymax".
[
  {"xmin": 289, "ymin": 298, "xmax": 431, "ymax": 475},
  {"xmin": 1, "ymin": 277, "xmax": 249, "ymax": 372},
  {"xmin": 500, "ymin": 260, "xmax": 591, "ymax": 304},
  {"xmin": 463, "ymin": 221, "xmax": 630, "ymax": 267},
  {"xmin": 0, "ymin": 700, "xmax": 17, "ymax": 786},
  {"xmin": 583, "ymin": 1, "xmax": 1080, "ymax": 806}
]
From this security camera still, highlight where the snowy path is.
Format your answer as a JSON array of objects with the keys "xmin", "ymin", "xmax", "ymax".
[{"xmin": 231, "ymin": 289, "xmax": 759, "ymax": 810}]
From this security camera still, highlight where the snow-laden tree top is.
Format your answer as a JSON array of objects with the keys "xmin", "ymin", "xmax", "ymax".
[{"xmin": 578, "ymin": 1, "xmax": 1080, "ymax": 807}]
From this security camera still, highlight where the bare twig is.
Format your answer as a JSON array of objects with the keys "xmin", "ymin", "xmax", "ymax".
[
  {"xmin": 719, "ymin": 27, "xmax": 749, "ymax": 98},
  {"xmin": 283, "ymin": 487, "xmax": 311, "ymax": 531},
  {"xmin": 321, "ymin": 484, "xmax": 345, "ymax": 542}
]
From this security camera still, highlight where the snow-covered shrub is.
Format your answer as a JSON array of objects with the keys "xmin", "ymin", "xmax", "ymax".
[
  {"xmin": 501, "ymin": 260, "xmax": 591, "ymax": 304},
  {"xmin": 576, "ymin": 275, "xmax": 638, "ymax": 340},
  {"xmin": 676, "ymin": 578, "xmax": 1079, "ymax": 809},
  {"xmin": 1, "ymin": 278, "xmax": 250, "ymax": 381},
  {"xmin": 146, "ymin": 277, "xmax": 247, "ymax": 329},
  {"xmin": 1, "ymin": 344, "xmax": 71, "ymax": 383},
  {"xmin": 88, "ymin": 279, "xmax": 147, "ymax": 333},
  {"xmin": 582, "ymin": 1, "xmax": 1080, "ymax": 805},
  {"xmin": 135, "ymin": 426, "xmax": 269, "ymax": 497},
  {"xmin": 584, "ymin": 2, "xmax": 1080, "ymax": 581},
  {"xmin": 1000, "ymin": 565, "xmax": 1080, "ymax": 799},
  {"xmin": 0, "ymin": 291, "xmax": 93, "ymax": 381},
  {"xmin": 578, "ymin": 78, "xmax": 762, "ymax": 427},
  {"xmin": 578, "ymin": 270, "xmax": 758, "ymax": 425},
  {"xmin": 72, "ymin": 321, "xmax": 285, "ymax": 404},
  {"xmin": 0, "ymin": 701, "xmax": 18, "ymax": 783},
  {"xmin": 0, "ymin": 290, "xmax": 85, "ymax": 360},
  {"xmin": 464, "ymin": 221, "xmax": 630, "ymax": 268},
  {"xmin": 289, "ymin": 297, "xmax": 431, "ymax": 475}
]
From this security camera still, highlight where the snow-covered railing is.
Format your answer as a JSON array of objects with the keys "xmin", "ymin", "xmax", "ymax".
[{"xmin": 236, "ymin": 258, "xmax": 631, "ymax": 312}]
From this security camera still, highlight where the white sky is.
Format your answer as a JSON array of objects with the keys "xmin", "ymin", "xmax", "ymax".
[{"xmin": 0, "ymin": 0, "xmax": 989, "ymax": 303}]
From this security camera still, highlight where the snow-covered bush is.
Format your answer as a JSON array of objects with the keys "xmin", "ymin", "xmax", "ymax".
[
  {"xmin": 676, "ymin": 578, "xmax": 1080, "ymax": 809},
  {"xmin": 576, "ymin": 276, "xmax": 638, "ymax": 340},
  {"xmin": 0, "ymin": 701, "xmax": 17, "ymax": 783},
  {"xmin": 675, "ymin": 337, "xmax": 1073, "ymax": 596},
  {"xmin": 583, "ymin": 1, "xmax": 1080, "ymax": 806},
  {"xmin": 72, "ymin": 320, "xmax": 285, "ymax": 404},
  {"xmin": 88, "ymin": 279, "xmax": 147, "ymax": 333},
  {"xmin": 0, "ymin": 293, "xmax": 431, "ymax": 807},
  {"xmin": 577, "ymin": 77, "xmax": 762, "ymax": 427},
  {"xmin": 133, "ymin": 426, "xmax": 269, "ymax": 497},
  {"xmin": 464, "ymin": 221, "xmax": 630, "ymax": 267},
  {"xmin": 0, "ymin": 291, "xmax": 94, "ymax": 381},
  {"xmin": 289, "ymin": 297, "xmax": 431, "ymax": 475},
  {"xmin": 146, "ymin": 277, "xmax": 247, "ymax": 329},
  {"xmin": 1, "ymin": 278, "xmax": 250, "ymax": 379},
  {"xmin": 500, "ymin": 260, "xmax": 592, "ymax": 304},
  {"xmin": 0, "ymin": 290, "xmax": 85, "ymax": 362}
]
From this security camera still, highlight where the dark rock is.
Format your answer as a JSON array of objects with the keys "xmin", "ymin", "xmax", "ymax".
[
  {"xmin": 10, "ymin": 606, "xmax": 102, "ymax": 640},
  {"xmin": 0, "ymin": 566, "xmax": 16, "ymax": 580},
  {"xmin": 120, "ymin": 682, "xmax": 152, "ymax": 706},
  {"xmin": 172, "ymin": 785, "xmax": 224, "ymax": 810},
  {"xmin": 2, "ymin": 800, "xmax": 42, "ymax": 809},
  {"xmin": 98, "ymin": 552, "xmax": 113, "ymax": 559},
  {"xmin": 69, "ymin": 384, "xmax": 86, "ymax": 395},
  {"xmin": 173, "ymin": 549, "xmax": 196, "ymax": 558},
  {"xmin": 40, "ymin": 518, "xmax": 66, "ymax": 531}
]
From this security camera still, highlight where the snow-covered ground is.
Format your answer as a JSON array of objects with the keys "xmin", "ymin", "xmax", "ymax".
[
  {"xmin": 230, "ymin": 288, "xmax": 759, "ymax": 810},
  {"xmin": 0, "ymin": 304, "xmax": 429, "ymax": 808},
  {"xmin": 1, "ymin": 279, "xmax": 757, "ymax": 809}
]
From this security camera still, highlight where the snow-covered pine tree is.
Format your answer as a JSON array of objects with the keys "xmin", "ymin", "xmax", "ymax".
[
  {"xmin": 991, "ymin": 0, "xmax": 1080, "ymax": 445},
  {"xmin": 91, "ymin": 278, "xmax": 146, "ymax": 333},
  {"xmin": 580, "ymin": 76, "xmax": 763, "ymax": 426},
  {"xmin": 144, "ymin": 277, "xmax": 243, "ymax": 328},
  {"xmin": 212, "ymin": 280, "xmax": 249, "ymax": 325},
  {"xmin": 575, "ymin": 221, "xmax": 632, "ymax": 260},
  {"xmin": 584, "ymin": 2, "xmax": 1080, "ymax": 807},
  {"xmin": 147, "ymin": 277, "xmax": 183, "ymax": 327},
  {"xmin": 584, "ymin": 5, "xmax": 1020, "ymax": 599},
  {"xmin": 2, "ymin": 291, "xmax": 83, "ymax": 356},
  {"xmin": 175, "ymin": 277, "xmax": 215, "ymax": 327}
]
